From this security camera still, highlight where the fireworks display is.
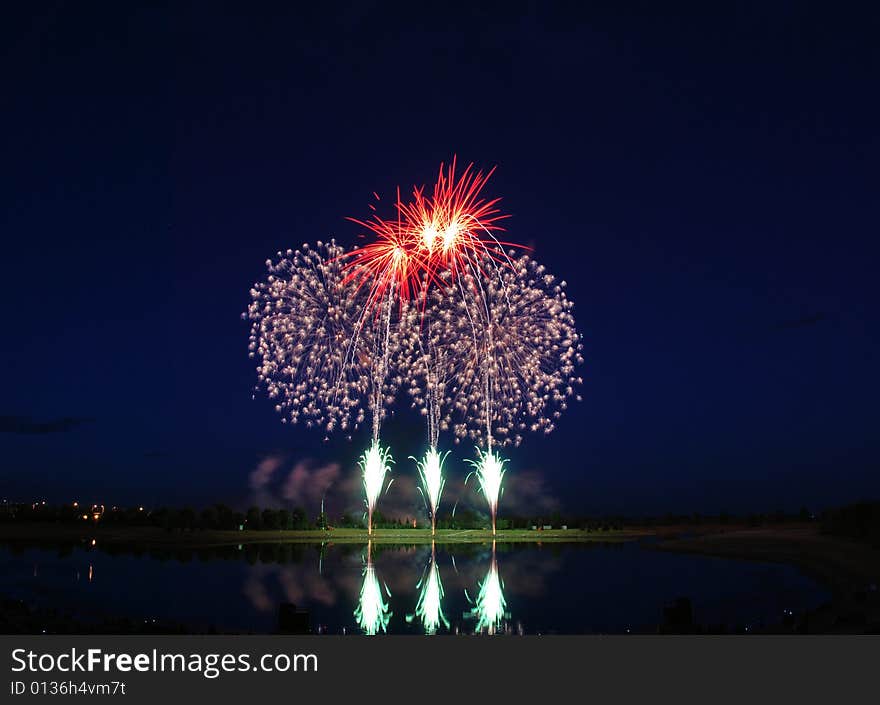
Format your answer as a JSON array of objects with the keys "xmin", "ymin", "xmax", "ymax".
[{"xmin": 245, "ymin": 159, "xmax": 583, "ymax": 532}]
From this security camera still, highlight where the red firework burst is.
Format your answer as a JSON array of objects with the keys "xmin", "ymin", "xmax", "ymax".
[
  {"xmin": 402, "ymin": 156, "xmax": 515, "ymax": 275},
  {"xmin": 343, "ymin": 188, "xmax": 426, "ymax": 314},
  {"xmin": 345, "ymin": 157, "xmax": 526, "ymax": 314}
]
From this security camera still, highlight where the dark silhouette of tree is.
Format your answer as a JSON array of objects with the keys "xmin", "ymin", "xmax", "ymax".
[
  {"xmin": 215, "ymin": 504, "xmax": 236, "ymax": 529},
  {"xmin": 200, "ymin": 507, "xmax": 218, "ymax": 529},
  {"xmin": 179, "ymin": 507, "xmax": 196, "ymax": 530},
  {"xmin": 822, "ymin": 501, "xmax": 880, "ymax": 547},
  {"xmin": 290, "ymin": 507, "xmax": 308, "ymax": 530},
  {"xmin": 246, "ymin": 506, "xmax": 262, "ymax": 530},
  {"xmin": 262, "ymin": 508, "xmax": 280, "ymax": 530}
]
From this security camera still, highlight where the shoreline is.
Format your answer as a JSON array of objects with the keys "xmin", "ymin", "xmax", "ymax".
[
  {"xmin": 655, "ymin": 526, "xmax": 880, "ymax": 588},
  {"xmin": 656, "ymin": 526, "xmax": 880, "ymax": 633}
]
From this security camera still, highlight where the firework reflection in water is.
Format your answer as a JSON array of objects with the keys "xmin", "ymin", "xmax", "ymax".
[
  {"xmin": 407, "ymin": 544, "xmax": 449, "ymax": 634},
  {"xmin": 468, "ymin": 543, "xmax": 508, "ymax": 634},
  {"xmin": 354, "ymin": 542, "xmax": 392, "ymax": 635}
]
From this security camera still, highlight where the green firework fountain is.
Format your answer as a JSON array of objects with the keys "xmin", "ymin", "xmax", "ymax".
[
  {"xmin": 465, "ymin": 447, "xmax": 509, "ymax": 534},
  {"xmin": 413, "ymin": 447, "xmax": 449, "ymax": 535},
  {"xmin": 358, "ymin": 441, "xmax": 393, "ymax": 535}
]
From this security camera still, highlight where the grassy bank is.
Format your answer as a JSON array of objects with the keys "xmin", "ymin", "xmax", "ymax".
[{"xmin": 0, "ymin": 522, "xmax": 651, "ymax": 547}]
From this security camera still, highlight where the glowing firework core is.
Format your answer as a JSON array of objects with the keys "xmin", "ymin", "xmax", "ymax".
[{"xmin": 421, "ymin": 224, "xmax": 439, "ymax": 252}]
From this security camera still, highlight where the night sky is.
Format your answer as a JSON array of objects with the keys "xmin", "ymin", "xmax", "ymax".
[{"xmin": 3, "ymin": 2, "xmax": 878, "ymax": 515}]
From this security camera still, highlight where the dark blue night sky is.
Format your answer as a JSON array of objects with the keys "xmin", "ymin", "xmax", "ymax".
[{"xmin": 2, "ymin": 2, "xmax": 878, "ymax": 514}]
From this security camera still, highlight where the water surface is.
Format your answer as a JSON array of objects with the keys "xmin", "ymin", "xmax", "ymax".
[{"xmin": 0, "ymin": 540, "xmax": 829, "ymax": 634}]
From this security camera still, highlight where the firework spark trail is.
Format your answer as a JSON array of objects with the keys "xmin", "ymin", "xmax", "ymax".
[
  {"xmin": 356, "ymin": 279, "xmax": 401, "ymax": 530},
  {"xmin": 401, "ymin": 288, "xmax": 460, "ymax": 531},
  {"xmin": 355, "ymin": 542, "xmax": 392, "ymax": 635},
  {"xmin": 468, "ymin": 256, "xmax": 497, "ymax": 453},
  {"xmin": 401, "ymin": 290, "xmax": 451, "ymax": 448},
  {"xmin": 358, "ymin": 440, "xmax": 394, "ymax": 535},
  {"xmin": 340, "ymin": 189, "xmax": 411, "ymax": 478},
  {"xmin": 341, "ymin": 227, "xmax": 406, "ymax": 526}
]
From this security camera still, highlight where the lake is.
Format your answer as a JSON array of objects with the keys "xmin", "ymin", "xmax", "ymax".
[{"xmin": 0, "ymin": 539, "xmax": 830, "ymax": 634}]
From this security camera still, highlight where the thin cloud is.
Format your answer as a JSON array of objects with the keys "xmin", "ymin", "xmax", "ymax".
[
  {"xmin": 282, "ymin": 461, "xmax": 341, "ymax": 508},
  {"xmin": 248, "ymin": 454, "xmax": 344, "ymax": 513},
  {"xmin": 249, "ymin": 455, "xmax": 284, "ymax": 490}
]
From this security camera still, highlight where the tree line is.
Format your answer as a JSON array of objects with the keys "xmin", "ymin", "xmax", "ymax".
[
  {"xmin": 820, "ymin": 500, "xmax": 880, "ymax": 547},
  {"xmin": 6, "ymin": 500, "xmax": 878, "ymax": 536}
]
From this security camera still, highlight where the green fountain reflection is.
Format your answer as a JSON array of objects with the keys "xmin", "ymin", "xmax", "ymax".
[
  {"xmin": 469, "ymin": 541, "xmax": 509, "ymax": 634},
  {"xmin": 354, "ymin": 541, "xmax": 392, "ymax": 634},
  {"xmin": 407, "ymin": 542, "xmax": 449, "ymax": 634}
]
